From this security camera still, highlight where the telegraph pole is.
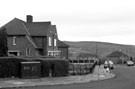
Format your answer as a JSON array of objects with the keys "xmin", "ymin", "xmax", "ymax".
[
  {"xmin": 96, "ymin": 42, "xmax": 98, "ymax": 58},
  {"xmin": 129, "ymin": 45, "xmax": 131, "ymax": 60}
]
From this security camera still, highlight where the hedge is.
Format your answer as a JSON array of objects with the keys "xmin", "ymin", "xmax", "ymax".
[
  {"xmin": 0, "ymin": 57, "xmax": 69, "ymax": 78},
  {"xmin": 0, "ymin": 27, "xmax": 8, "ymax": 57},
  {"xmin": 34, "ymin": 59, "xmax": 51, "ymax": 77},
  {"xmin": 0, "ymin": 57, "xmax": 28, "ymax": 78},
  {"xmin": 50, "ymin": 60, "xmax": 69, "ymax": 77},
  {"xmin": 34, "ymin": 57, "xmax": 69, "ymax": 77}
]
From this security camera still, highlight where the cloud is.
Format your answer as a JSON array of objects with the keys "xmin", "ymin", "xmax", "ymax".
[{"xmin": 0, "ymin": 0, "xmax": 135, "ymax": 45}]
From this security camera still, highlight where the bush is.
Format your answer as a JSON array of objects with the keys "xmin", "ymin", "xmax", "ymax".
[
  {"xmin": 51, "ymin": 60, "xmax": 69, "ymax": 77},
  {"xmin": 34, "ymin": 57, "xmax": 69, "ymax": 77},
  {"xmin": 34, "ymin": 59, "xmax": 51, "ymax": 77},
  {"xmin": 0, "ymin": 56, "xmax": 69, "ymax": 78},
  {"xmin": 0, "ymin": 57, "xmax": 27, "ymax": 78},
  {"xmin": 0, "ymin": 27, "xmax": 8, "ymax": 57}
]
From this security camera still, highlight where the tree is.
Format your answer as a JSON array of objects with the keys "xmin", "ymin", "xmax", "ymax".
[{"xmin": 0, "ymin": 27, "xmax": 8, "ymax": 57}]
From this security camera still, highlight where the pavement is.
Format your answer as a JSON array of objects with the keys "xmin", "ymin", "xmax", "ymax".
[{"xmin": 0, "ymin": 65, "xmax": 115, "ymax": 89}]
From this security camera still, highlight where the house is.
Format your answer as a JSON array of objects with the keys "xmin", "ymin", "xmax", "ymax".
[
  {"xmin": 76, "ymin": 53, "xmax": 98, "ymax": 63},
  {"xmin": 0, "ymin": 15, "xmax": 63, "ymax": 57},
  {"xmin": 106, "ymin": 50, "xmax": 129, "ymax": 64},
  {"xmin": 58, "ymin": 40, "xmax": 69, "ymax": 59}
]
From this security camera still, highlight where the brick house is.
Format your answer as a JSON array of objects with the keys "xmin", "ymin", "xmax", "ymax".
[
  {"xmin": 0, "ymin": 15, "xmax": 63, "ymax": 57},
  {"xmin": 76, "ymin": 53, "xmax": 98, "ymax": 63},
  {"xmin": 106, "ymin": 51, "xmax": 129, "ymax": 64}
]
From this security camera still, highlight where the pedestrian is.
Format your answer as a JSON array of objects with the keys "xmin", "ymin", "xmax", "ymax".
[
  {"xmin": 108, "ymin": 60, "xmax": 114, "ymax": 73},
  {"xmin": 98, "ymin": 59, "xmax": 101, "ymax": 67},
  {"xmin": 106, "ymin": 67, "xmax": 110, "ymax": 73},
  {"xmin": 104, "ymin": 60, "xmax": 109, "ymax": 69}
]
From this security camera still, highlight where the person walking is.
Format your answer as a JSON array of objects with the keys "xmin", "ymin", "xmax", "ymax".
[
  {"xmin": 104, "ymin": 60, "xmax": 111, "ymax": 73},
  {"xmin": 104, "ymin": 60, "xmax": 108, "ymax": 69},
  {"xmin": 108, "ymin": 60, "xmax": 114, "ymax": 73},
  {"xmin": 98, "ymin": 59, "xmax": 101, "ymax": 67}
]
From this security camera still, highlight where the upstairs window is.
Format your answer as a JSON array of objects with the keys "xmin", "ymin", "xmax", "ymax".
[
  {"xmin": 54, "ymin": 39, "xmax": 57, "ymax": 46},
  {"xmin": 48, "ymin": 37, "xmax": 52, "ymax": 46},
  {"xmin": 13, "ymin": 36, "xmax": 16, "ymax": 45}
]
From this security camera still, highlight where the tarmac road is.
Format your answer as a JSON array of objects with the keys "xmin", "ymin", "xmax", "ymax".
[{"xmin": 18, "ymin": 65, "xmax": 135, "ymax": 89}]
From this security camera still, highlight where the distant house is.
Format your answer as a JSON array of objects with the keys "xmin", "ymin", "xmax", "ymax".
[
  {"xmin": 106, "ymin": 51, "xmax": 129, "ymax": 64},
  {"xmin": 58, "ymin": 40, "xmax": 69, "ymax": 59},
  {"xmin": 0, "ymin": 15, "xmax": 68, "ymax": 57},
  {"xmin": 76, "ymin": 53, "xmax": 98, "ymax": 63}
]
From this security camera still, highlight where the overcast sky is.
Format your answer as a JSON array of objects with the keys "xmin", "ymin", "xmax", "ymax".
[{"xmin": 0, "ymin": 0, "xmax": 135, "ymax": 45}]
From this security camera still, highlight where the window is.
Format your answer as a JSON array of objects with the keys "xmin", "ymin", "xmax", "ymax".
[
  {"xmin": 8, "ymin": 50, "xmax": 20, "ymax": 56},
  {"xmin": 55, "ymin": 52, "xmax": 60, "ymax": 57},
  {"xmin": 54, "ymin": 39, "xmax": 57, "ymax": 46},
  {"xmin": 48, "ymin": 51, "xmax": 60, "ymax": 57},
  {"xmin": 13, "ymin": 36, "xmax": 16, "ymax": 45},
  {"xmin": 48, "ymin": 52, "xmax": 53, "ymax": 56},
  {"xmin": 26, "ymin": 48, "xmax": 30, "ymax": 56},
  {"xmin": 48, "ymin": 37, "xmax": 52, "ymax": 46}
]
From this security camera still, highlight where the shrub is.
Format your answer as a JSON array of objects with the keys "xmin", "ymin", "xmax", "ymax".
[
  {"xmin": 34, "ymin": 57, "xmax": 69, "ymax": 77},
  {"xmin": 34, "ymin": 59, "xmax": 51, "ymax": 77},
  {"xmin": 0, "ymin": 27, "xmax": 8, "ymax": 57},
  {"xmin": 51, "ymin": 60, "xmax": 69, "ymax": 77},
  {"xmin": 0, "ymin": 56, "xmax": 69, "ymax": 78},
  {"xmin": 0, "ymin": 57, "xmax": 27, "ymax": 78}
]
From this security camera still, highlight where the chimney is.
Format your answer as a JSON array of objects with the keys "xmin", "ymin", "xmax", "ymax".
[{"xmin": 26, "ymin": 15, "xmax": 33, "ymax": 23}]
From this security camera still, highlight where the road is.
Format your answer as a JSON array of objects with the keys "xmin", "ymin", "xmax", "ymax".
[{"xmin": 19, "ymin": 65, "xmax": 135, "ymax": 89}]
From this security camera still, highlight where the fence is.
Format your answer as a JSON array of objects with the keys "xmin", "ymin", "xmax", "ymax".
[{"xmin": 69, "ymin": 62, "xmax": 96, "ymax": 75}]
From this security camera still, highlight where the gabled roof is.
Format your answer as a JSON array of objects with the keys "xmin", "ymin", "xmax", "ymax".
[
  {"xmin": 4, "ymin": 18, "xmax": 52, "ymax": 36},
  {"xmin": 22, "ymin": 23, "xmax": 38, "ymax": 48},
  {"xmin": 4, "ymin": 18, "xmax": 26, "ymax": 35},
  {"xmin": 25, "ymin": 22, "xmax": 51, "ymax": 36},
  {"xmin": 1, "ymin": 16, "xmax": 61, "ymax": 50},
  {"xmin": 51, "ymin": 25, "xmax": 57, "ymax": 35},
  {"xmin": 107, "ymin": 51, "xmax": 128, "ymax": 57},
  {"xmin": 1, "ymin": 17, "xmax": 54, "ymax": 49},
  {"xmin": 58, "ymin": 40, "xmax": 70, "ymax": 48}
]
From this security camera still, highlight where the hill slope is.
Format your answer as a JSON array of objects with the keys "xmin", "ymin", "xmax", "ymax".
[{"xmin": 64, "ymin": 41, "xmax": 135, "ymax": 58}]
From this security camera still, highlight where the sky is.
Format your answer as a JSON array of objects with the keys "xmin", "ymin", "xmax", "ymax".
[{"xmin": 0, "ymin": 0, "xmax": 135, "ymax": 45}]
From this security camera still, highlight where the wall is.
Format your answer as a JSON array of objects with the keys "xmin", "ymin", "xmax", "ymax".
[
  {"xmin": 58, "ymin": 47, "xmax": 68, "ymax": 59},
  {"xmin": 47, "ymin": 25, "xmax": 58, "ymax": 52},
  {"xmin": 8, "ymin": 35, "xmax": 36, "ymax": 56}
]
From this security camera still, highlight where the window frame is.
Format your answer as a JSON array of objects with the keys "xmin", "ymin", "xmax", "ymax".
[
  {"xmin": 48, "ymin": 37, "xmax": 52, "ymax": 46},
  {"xmin": 13, "ymin": 36, "xmax": 16, "ymax": 45},
  {"xmin": 54, "ymin": 39, "xmax": 57, "ymax": 46},
  {"xmin": 26, "ymin": 48, "xmax": 30, "ymax": 56},
  {"xmin": 8, "ymin": 50, "xmax": 20, "ymax": 56}
]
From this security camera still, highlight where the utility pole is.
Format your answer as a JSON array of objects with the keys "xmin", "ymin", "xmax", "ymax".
[
  {"xmin": 129, "ymin": 45, "xmax": 131, "ymax": 60},
  {"xmin": 95, "ymin": 42, "xmax": 100, "ymax": 80},
  {"xmin": 96, "ymin": 42, "xmax": 98, "ymax": 58}
]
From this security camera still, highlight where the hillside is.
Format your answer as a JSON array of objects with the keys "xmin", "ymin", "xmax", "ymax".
[{"xmin": 64, "ymin": 41, "xmax": 135, "ymax": 58}]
